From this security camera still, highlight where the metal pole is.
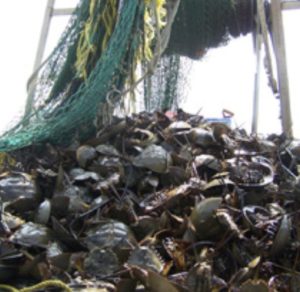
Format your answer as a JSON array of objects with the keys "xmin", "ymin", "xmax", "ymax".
[
  {"xmin": 25, "ymin": 0, "xmax": 55, "ymax": 118},
  {"xmin": 33, "ymin": 0, "xmax": 55, "ymax": 72},
  {"xmin": 52, "ymin": 8, "xmax": 75, "ymax": 16},
  {"xmin": 251, "ymin": 32, "xmax": 262, "ymax": 134},
  {"xmin": 271, "ymin": 0, "xmax": 293, "ymax": 138}
]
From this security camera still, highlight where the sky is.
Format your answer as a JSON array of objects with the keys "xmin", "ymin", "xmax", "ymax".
[{"xmin": 0, "ymin": 1, "xmax": 299, "ymax": 137}]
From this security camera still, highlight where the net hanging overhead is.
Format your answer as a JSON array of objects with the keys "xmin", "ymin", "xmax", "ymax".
[{"xmin": 0, "ymin": 0, "xmax": 257, "ymax": 152}]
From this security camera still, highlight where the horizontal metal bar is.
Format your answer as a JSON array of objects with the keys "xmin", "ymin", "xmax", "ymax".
[
  {"xmin": 52, "ymin": 8, "xmax": 75, "ymax": 16},
  {"xmin": 281, "ymin": 1, "xmax": 300, "ymax": 10}
]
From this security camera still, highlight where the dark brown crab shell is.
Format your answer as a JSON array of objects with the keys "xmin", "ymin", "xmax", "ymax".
[
  {"xmin": 84, "ymin": 247, "xmax": 120, "ymax": 278},
  {"xmin": 189, "ymin": 197, "xmax": 223, "ymax": 240},
  {"xmin": 193, "ymin": 154, "xmax": 222, "ymax": 179},
  {"xmin": 9, "ymin": 222, "xmax": 54, "ymax": 248},
  {"xmin": 239, "ymin": 279, "xmax": 269, "ymax": 291},
  {"xmin": 126, "ymin": 128, "xmax": 158, "ymax": 148},
  {"xmin": 76, "ymin": 145, "xmax": 97, "ymax": 168},
  {"xmin": 188, "ymin": 128, "xmax": 217, "ymax": 147},
  {"xmin": 133, "ymin": 144, "xmax": 172, "ymax": 174},
  {"xmin": 127, "ymin": 246, "xmax": 165, "ymax": 273},
  {"xmin": 226, "ymin": 157, "xmax": 274, "ymax": 188},
  {"xmin": 268, "ymin": 273, "xmax": 300, "ymax": 291},
  {"xmin": 0, "ymin": 172, "xmax": 37, "ymax": 202},
  {"xmin": 84, "ymin": 220, "xmax": 137, "ymax": 261}
]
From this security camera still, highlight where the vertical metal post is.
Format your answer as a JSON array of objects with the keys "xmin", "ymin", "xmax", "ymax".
[
  {"xmin": 33, "ymin": 0, "xmax": 55, "ymax": 72},
  {"xmin": 25, "ymin": 0, "xmax": 55, "ymax": 118},
  {"xmin": 271, "ymin": 0, "xmax": 293, "ymax": 138},
  {"xmin": 251, "ymin": 32, "xmax": 262, "ymax": 135}
]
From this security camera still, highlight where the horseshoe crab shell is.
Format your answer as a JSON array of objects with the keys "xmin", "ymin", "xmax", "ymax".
[
  {"xmin": 133, "ymin": 145, "xmax": 172, "ymax": 173},
  {"xmin": 10, "ymin": 222, "xmax": 54, "ymax": 248},
  {"xmin": 85, "ymin": 221, "xmax": 136, "ymax": 251},
  {"xmin": 95, "ymin": 144, "xmax": 120, "ymax": 156},
  {"xmin": 240, "ymin": 279, "xmax": 269, "ymax": 292},
  {"xmin": 202, "ymin": 176, "xmax": 235, "ymax": 196},
  {"xmin": 227, "ymin": 157, "xmax": 274, "ymax": 188},
  {"xmin": 84, "ymin": 247, "xmax": 120, "ymax": 278},
  {"xmin": 194, "ymin": 154, "xmax": 222, "ymax": 179},
  {"xmin": 127, "ymin": 246, "xmax": 165, "ymax": 273},
  {"xmin": 188, "ymin": 128, "xmax": 216, "ymax": 147},
  {"xmin": 270, "ymin": 214, "xmax": 291, "ymax": 256},
  {"xmin": 190, "ymin": 197, "xmax": 223, "ymax": 240},
  {"xmin": 127, "ymin": 129, "xmax": 158, "ymax": 148},
  {"xmin": 76, "ymin": 145, "xmax": 97, "ymax": 168},
  {"xmin": 242, "ymin": 205, "xmax": 271, "ymax": 232},
  {"xmin": 0, "ymin": 172, "xmax": 36, "ymax": 202},
  {"xmin": 167, "ymin": 121, "xmax": 192, "ymax": 132}
]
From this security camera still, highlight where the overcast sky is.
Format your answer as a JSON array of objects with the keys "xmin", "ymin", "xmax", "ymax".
[{"xmin": 0, "ymin": 1, "xmax": 299, "ymax": 137}]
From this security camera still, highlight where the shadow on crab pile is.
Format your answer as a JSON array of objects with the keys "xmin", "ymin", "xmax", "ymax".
[{"xmin": 1, "ymin": 110, "xmax": 300, "ymax": 291}]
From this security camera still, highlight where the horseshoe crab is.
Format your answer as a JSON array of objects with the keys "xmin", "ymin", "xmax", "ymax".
[
  {"xmin": 188, "ymin": 128, "xmax": 216, "ymax": 147},
  {"xmin": 76, "ymin": 145, "xmax": 97, "ymax": 168},
  {"xmin": 126, "ymin": 128, "xmax": 158, "ymax": 148},
  {"xmin": 84, "ymin": 247, "xmax": 120, "ymax": 278},
  {"xmin": 133, "ymin": 145, "xmax": 172, "ymax": 173},
  {"xmin": 127, "ymin": 246, "xmax": 165, "ymax": 273},
  {"xmin": 9, "ymin": 222, "xmax": 54, "ymax": 248},
  {"xmin": 2, "ymin": 110, "xmax": 300, "ymax": 287},
  {"xmin": 189, "ymin": 197, "xmax": 223, "ymax": 240},
  {"xmin": 240, "ymin": 279, "xmax": 269, "ymax": 292},
  {"xmin": 270, "ymin": 214, "xmax": 291, "ymax": 256},
  {"xmin": 226, "ymin": 157, "xmax": 274, "ymax": 188},
  {"xmin": 193, "ymin": 154, "xmax": 222, "ymax": 180},
  {"xmin": 0, "ymin": 172, "xmax": 36, "ymax": 202},
  {"xmin": 84, "ymin": 220, "xmax": 136, "ymax": 261}
]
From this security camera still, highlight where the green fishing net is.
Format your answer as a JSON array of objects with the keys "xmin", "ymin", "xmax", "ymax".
[{"xmin": 0, "ymin": 0, "xmax": 256, "ymax": 152}]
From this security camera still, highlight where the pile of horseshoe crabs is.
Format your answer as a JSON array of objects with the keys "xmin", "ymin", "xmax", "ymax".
[{"xmin": 1, "ymin": 110, "xmax": 300, "ymax": 291}]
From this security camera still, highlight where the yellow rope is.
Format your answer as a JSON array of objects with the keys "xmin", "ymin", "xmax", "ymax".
[
  {"xmin": 0, "ymin": 284, "xmax": 19, "ymax": 292},
  {"xmin": 0, "ymin": 280, "xmax": 72, "ymax": 292},
  {"xmin": 75, "ymin": 0, "xmax": 118, "ymax": 80},
  {"xmin": 100, "ymin": 0, "xmax": 117, "ymax": 53},
  {"xmin": 143, "ymin": 0, "xmax": 167, "ymax": 60},
  {"xmin": 120, "ymin": 0, "xmax": 168, "ymax": 114},
  {"xmin": 75, "ymin": 0, "xmax": 97, "ymax": 80}
]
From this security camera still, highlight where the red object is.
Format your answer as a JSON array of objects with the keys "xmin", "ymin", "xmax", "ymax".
[{"xmin": 165, "ymin": 111, "xmax": 177, "ymax": 120}]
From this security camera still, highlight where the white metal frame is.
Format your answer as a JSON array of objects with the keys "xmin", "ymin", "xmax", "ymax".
[
  {"xmin": 270, "ymin": 0, "xmax": 293, "ymax": 138},
  {"xmin": 269, "ymin": 0, "xmax": 300, "ymax": 138},
  {"xmin": 25, "ymin": 0, "xmax": 74, "ymax": 117},
  {"xmin": 251, "ymin": 0, "xmax": 299, "ymax": 138},
  {"xmin": 33, "ymin": 0, "xmax": 74, "ymax": 72}
]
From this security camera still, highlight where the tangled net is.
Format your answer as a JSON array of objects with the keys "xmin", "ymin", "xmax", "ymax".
[{"xmin": 0, "ymin": 0, "xmax": 257, "ymax": 152}]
